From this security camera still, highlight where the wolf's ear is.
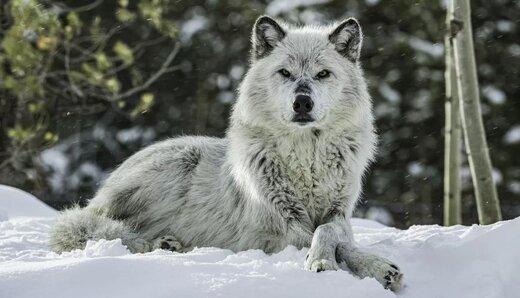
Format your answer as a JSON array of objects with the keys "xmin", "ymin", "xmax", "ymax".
[
  {"xmin": 252, "ymin": 16, "xmax": 286, "ymax": 60},
  {"xmin": 329, "ymin": 18, "xmax": 363, "ymax": 62}
]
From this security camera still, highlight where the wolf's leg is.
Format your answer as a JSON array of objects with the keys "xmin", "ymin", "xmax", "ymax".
[
  {"xmin": 152, "ymin": 235, "xmax": 183, "ymax": 252},
  {"xmin": 304, "ymin": 215, "xmax": 403, "ymax": 291},
  {"xmin": 248, "ymin": 151, "xmax": 314, "ymax": 248},
  {"xmin": 336, "ymin": 240, "xmax": 403, "ymax": 291},
  {"xmin": 125, "ymin": 237, "xmax": 153, "ymax": 253},
  {"xmin": 327, "ymin": 214, "xmax": 403, "ymax": 291},
  {"xmin": 304, "ymin": 223, "xmax": 342, "ymax": 272}
]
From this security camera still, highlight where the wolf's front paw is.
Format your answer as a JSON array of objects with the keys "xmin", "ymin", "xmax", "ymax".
[
  {"xmin": 305, "ymin": 247, "xmax": 339, "ymax": 272},
  {"xmin": 153, "ymin": 235, "xmax": 182, "ymax": 252},
  {"xmin": 304, "ymin": 236, "xmax": 339, "ymax": 272},
  {"xmin": 305, "ymin": 258, "xmax": 339, "ymax": 272},
  {"xmin": 381, "ymin": 263, "xmax": 403, "ymax": 291},
  {"xmin": 366, "ymin": 259, "xmax": 403, "ymax": 292},
  {"xmin": 337, "ymin": 244, "xmax": 404, "ymax": 292}
]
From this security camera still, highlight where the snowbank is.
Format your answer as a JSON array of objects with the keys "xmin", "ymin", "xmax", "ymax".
[
  {"xmin": 0, "ymin": 185, "xmax": 56, "ymax": 220},
  {"xmin": 0, "ymin": 186, "xmax": 518, "ymax": 298}
]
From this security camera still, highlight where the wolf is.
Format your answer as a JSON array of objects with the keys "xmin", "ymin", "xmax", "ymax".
[{"xmin": 50, "ymin": 16, "xmax": 403, "ymax": 291}]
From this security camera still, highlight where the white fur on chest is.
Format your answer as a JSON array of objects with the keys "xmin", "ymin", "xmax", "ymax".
[{"xmin": 273, "ymin": 130, "xmax": 361, "ymax": 221}]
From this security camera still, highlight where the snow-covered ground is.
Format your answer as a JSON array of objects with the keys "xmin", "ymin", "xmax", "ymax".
[{"xmin": 0, "ymin": 185, "xmax": 519, "ymax": 298}]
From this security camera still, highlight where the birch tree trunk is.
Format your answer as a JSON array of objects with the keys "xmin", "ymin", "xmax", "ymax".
[
  {"xmin": 443, "ymin": 2, "xmax": 462, "ymax": 226},
  {"xmin": 450, "ymin": 0, "xmax": 502, "ymax": 224}
]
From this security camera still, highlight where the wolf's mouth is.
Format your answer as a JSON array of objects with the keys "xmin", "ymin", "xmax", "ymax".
[{"xmin": 292, "ymin": 114, "xmax": 314, "ymax": 125}]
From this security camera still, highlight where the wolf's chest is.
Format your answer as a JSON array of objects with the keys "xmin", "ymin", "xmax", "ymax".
[{"xmin": 281, "ymin": 142, "xmax": 350, "ymax": 217}]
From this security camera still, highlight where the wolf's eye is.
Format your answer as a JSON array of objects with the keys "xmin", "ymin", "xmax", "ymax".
[
  {"xmin": 316, "ymin": 70, "xmax": 331, "ymax": 79},
  {"xmin": 278, "ymin": 69, "xmax": 291, "ymax": 78}
]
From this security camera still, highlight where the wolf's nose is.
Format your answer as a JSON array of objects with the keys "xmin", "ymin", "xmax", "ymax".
[{"xmin": 293, "ymin": 95, "xmax": 314, "ymax": 114}]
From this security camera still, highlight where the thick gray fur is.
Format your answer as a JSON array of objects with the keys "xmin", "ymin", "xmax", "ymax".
[{"xmin": 50, "ymin": 16, "xmax": 403, "ymax": 291}]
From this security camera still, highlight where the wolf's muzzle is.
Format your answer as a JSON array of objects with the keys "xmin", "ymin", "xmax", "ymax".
[{"xmin": 292, "ymin": 94, "xmax": 314, "ymax": 124}]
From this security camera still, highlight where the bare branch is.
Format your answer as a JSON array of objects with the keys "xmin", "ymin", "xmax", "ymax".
[
  {"xmin": 42, "ymin": 0, "xmax": 105, "ymax": 14},
  {"xmin": 110, "ymin": 43, "xmax": 181, "ymax": 101},
  {"xmin": 66, "ymin": 24, "xmax": 129, "ymax": 64}
]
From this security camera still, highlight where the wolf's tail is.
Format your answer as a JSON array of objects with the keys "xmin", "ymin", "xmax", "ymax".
[{"xmin": 49, "ymin": 206, "xmax": 150, "ymax": 253}]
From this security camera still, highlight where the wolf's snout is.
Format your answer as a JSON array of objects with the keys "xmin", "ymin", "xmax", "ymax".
[
  {"xmin": 292, "ymin": 95, "xmax": 314, "ymax": 124},
  {"xmin": 293, "ymin": 95, "xmax": 314, "ymax": 114}
]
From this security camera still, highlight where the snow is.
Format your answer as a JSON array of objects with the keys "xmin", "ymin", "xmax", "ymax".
[
  {"xmin": 496, "ymin": 20, "xmax": 515, "ymax": 33},
  {"xmin": 406, "ymin": 36, "xmax": 444, "ymax": 58},
  {"xmin": 229, "ymin": 65, "xmax": 245, "ymax": 81},
  {"xmin": 181, "ymin": 15, "xmax": 208, "ymax": 42},
  {"xmin": 482, "ymin": 85, "xmax": 506, "ymax": 105},
  {"xmin": 365, "ymin": 0, "xmax": 381, "ymax": 6},
  {"xmin": 116, "ymin": 126, "xmax": 156, "ymax": 145},
  {"xmin": 0, "ymin": 185, "xmax": 55, "ymax": 220},
  {"xmin": 378, "ymin": 82, "xmax": 401, "ymax": 103},
  {"xmin": 40, "ymin": 147, "xmax": 70, "ymax": 192},
  {"xmin": 407, "ymin": 161, "xmax": 424, "ymax": 176},
  {"xmin": 65, "ymin": 239, "xmax": 130, "ymax": 258},
  {"xmin": 1, "ymin": 186, "xmax": 519, "ymax": 298},
  {"xmin": 504, "ymin": 125, "xmax": 520, "ymax": 144},
  {"xmin": 365, "ymin": 207, "xmax": 394, "ymax": 227},
  {"xmin": 217, "ymin": 91, "xmax": 235, "ymax": 104},
  {"xmin": 509, "ymin": 44, "xmax": 520, "ymax": 57},
  {"xmin": 508, "ymin": 181, "xmax": 520, "ymax": 195},
  {"xmin": 69, "ymin": 162, "xmax": 105, "ymax": 189}
]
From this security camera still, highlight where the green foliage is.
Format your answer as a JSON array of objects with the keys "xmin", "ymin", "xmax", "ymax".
[
  {"xmin": 105, "ymin": 77, "xmax": 121, "ymax": 94},
  {"xmin": 131, "ymin": 92, "xmax": 155, "ymax": 118},
  {"xmin": 65, "ymin": 12, "xmax": 82, "ymax": 39},
  {"xmin": 1, "ymin": 0, "xmax": 59, "ymax": 99},
  {"xmin": 113, "ymin": 41, "xmax": 134, "ymax": 65},
  {"xmin": 0, "ymin": 0, "xmax": 178, "ymax": 190},
  {"xmin": 138, "ymin": 0, "xmax": 178, "ymax": 38}
]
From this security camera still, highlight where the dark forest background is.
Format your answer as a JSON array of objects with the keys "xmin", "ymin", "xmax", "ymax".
[{"xmin": 0, "ymin": 0, "xmax": 518, "ymax": 227}]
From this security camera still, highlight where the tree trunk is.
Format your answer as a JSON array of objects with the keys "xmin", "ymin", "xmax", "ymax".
[
  {"xmin": 450, "ymin": 0, "xmax": 502, "ymax": 224},
  {"xmin": 443, "ymin": 3, "xmax": 462, "ymax": 226}
]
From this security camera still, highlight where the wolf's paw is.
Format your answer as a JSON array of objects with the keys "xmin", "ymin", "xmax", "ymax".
[
  {"xmin": 367, "ymin": 260, "xmax": 403, "ymax": 292},
  {"xmin": 338, "ymin": 246, "xmax": 404, "ymax": 292},
  {"xmin": 305, "ymin": 258, "xmax": 339, "ymax": 272},
  {"xmin": 304, "ymin": 240, "xmax": 338, "ymax": 273},
  {"xmin": 125, "ymin": 238, "xmax": 152, "ymax": 253},
  {"xmin": 153, "ymin": 235, "xmax": 182, "ymax": 252}
]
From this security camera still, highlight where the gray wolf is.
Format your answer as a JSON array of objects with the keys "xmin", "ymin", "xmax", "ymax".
[{"xmin": 50, "ymin": 16, "xmax": 403, "ymax": 291}]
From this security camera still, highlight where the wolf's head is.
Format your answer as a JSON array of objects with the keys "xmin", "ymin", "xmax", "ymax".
[{"xmin": 232, "ymin": 16, "xmax": 373, "ymax": 134}]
